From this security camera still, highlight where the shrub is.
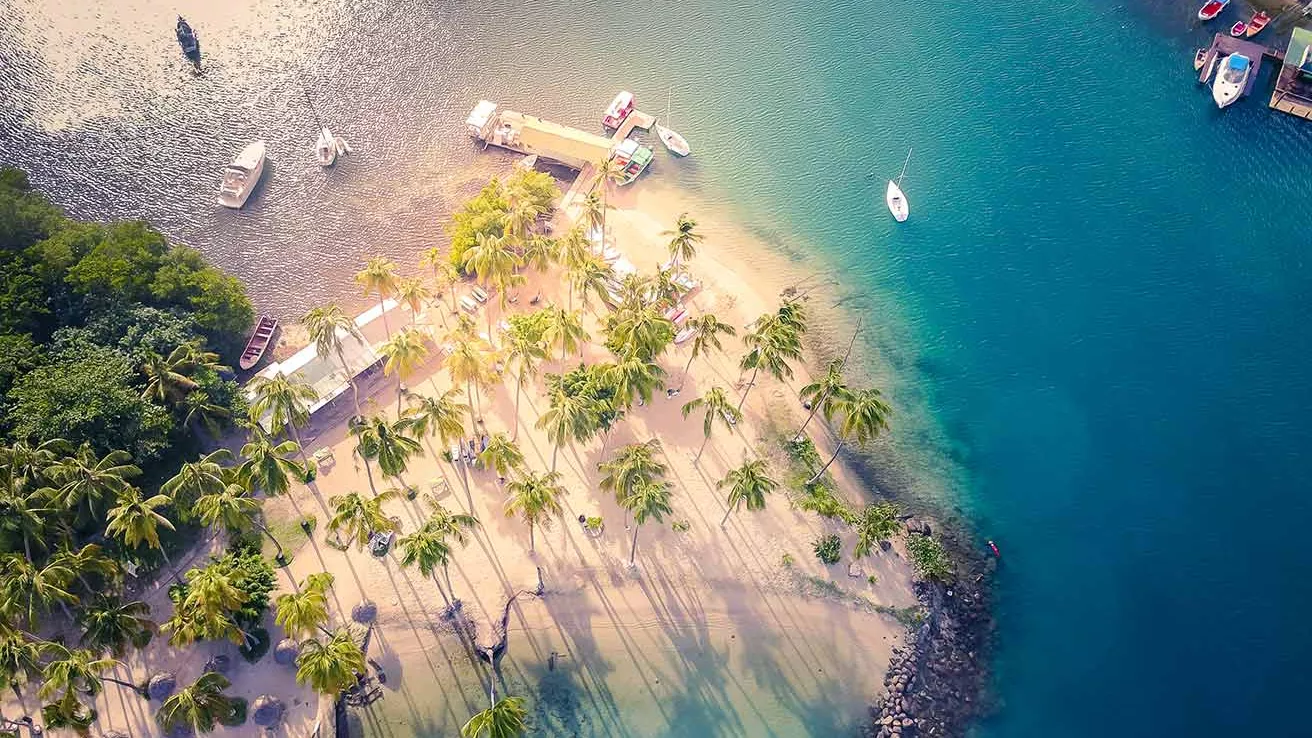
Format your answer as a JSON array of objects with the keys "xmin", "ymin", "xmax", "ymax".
[
  {"xmin": 813, "ymin": 534, "xmax": 842, "ymax": 565},
  {"xmin": 671, "ymin": 520, "xmax": 690, "ymax": 533},
  {"xmin": 781, "ymin": 553, "xmax": 795, "ymax": 568},
  {"xmin": 584, "ymin": 516, "xmax": 603, "ymax": 532},
  {"xmin": 221, "ymin": 696, "xmax": 249, "ymax": 726},
  {"xmin": 905, "ymin": 535, "xmax": 953, "ymax": 582},
  {"xmin": 239, "ymin": 628, "xmax": 270, "ymax": 663}
]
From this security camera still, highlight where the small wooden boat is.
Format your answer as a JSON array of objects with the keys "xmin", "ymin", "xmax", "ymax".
[
  {"xmin": 1194, "ymin": 48, "xmax": 1208, "ymax": 70},
  {"xmin": 1229, "ymin": 21, "xmax": 1247, "ymax": 37},
  {"xmin": 176, "ymin": 16, "xmax": 201, "ymax": 70},
  {"xmin": 886, "ymin": 148, "xmax": 912, "ymax": 223},
  {"xmin": 1198, "ymin": 0, "xmax": 1229, "ymax": 21},
  {"xmin": 239, "ymin": 315, "xmax": 277, "ymax": 370},
  {"xmin": 1245, "ymin": 11, "xmax": 1270, "ymax": 36}
]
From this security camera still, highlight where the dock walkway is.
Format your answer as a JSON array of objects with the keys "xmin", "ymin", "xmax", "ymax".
[
  {"xmin": 612, "ymin": 110, "xmax": 656, "ymax": 143},
  {"xmin": 561, "ymin": 110, "xmax": 656, "ymax": 215}
]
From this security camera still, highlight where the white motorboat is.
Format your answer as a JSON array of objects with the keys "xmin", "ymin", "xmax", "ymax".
[
  {"xmin": 886, "ymin": 148, "xmax": 911, "ymax": 222},
  {"xmin": 315, "ymin": 128, "xmax": 337, "ymax": 167},
  {"xmin": 656, "ymin": 89, "xmax": 690, "ymax": 156},
  {"xmin": 1211, "ymin": 53, "xmax": 1251, "ymax": 109},
  {"xmin": 217, "ymin": 141, "xmax": 266, "ymax": 209}
]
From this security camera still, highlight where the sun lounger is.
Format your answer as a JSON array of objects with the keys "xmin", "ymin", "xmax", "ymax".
[
  {"xmin": 459, "ymin": 296, "xmax": 478, "ymax": 313},
  {"xmin": 471, "ymin": 287, "xmax": 489, "ymax": 303},
  {"xmin": 429, "ymin": 477, "xmax": 450, "ymax": 499}
]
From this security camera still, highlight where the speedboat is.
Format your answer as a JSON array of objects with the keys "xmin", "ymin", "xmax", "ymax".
[
  {"xmin": 1229, "ymin": 21, "xmax": 1247, "ymax": 37},
  {"xmin": 1198, "ymin": 0, "xmax": 1228, "ymax": 21},
  {"xmin": 217, "ymin": 141, "xmax": 266, "ymax": 208},
  {"xmin": 602, "ymin": 91, "xmax": 635, "ymax": 129},
  {"xmin": 886, "ymin": 180, "xmax": 909, "ymax": 222},
  {"xmin": 315, "ymin": 128, "xmax": 337, "ymax": 167},
  {"xmin": 656, "ymin": 124, "xmax": 690, "ymax": 156},
  {"xmin": 176, "ymin": 16, "xmax": 201, "ymax": 70},
  {"xmin": 1212, "ymin": 53, "xmax": 1251, "ymax": 109},
  {"xmin": 1245, "ymin": 11, "xmax": 1270, "ymax": 36}
]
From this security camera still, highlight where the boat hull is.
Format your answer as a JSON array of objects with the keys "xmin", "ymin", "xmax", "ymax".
[
  {"xmin": 316, "ymin": 128, "xmax": 337, "ymax": 167},
  {"xmin": 239, "ymin": 315, "xmax": 278, "ymax": 370},
  {"xmin": 657, "ymin": 125, "xmax": 690, "ymax": 157},
  {"xmin": 218, "ymin": 141, "xmax": 266, "ymax": 208},
  {"xmin": 1198, "ymin": 0, "xmax": 1228, "ymax": 20},
  {"xmin": 886, "ymin": 180, "xmax": 909, "ymax": 222}
]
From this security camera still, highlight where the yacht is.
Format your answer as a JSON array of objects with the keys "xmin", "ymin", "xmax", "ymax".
[
  {"xmin": 1212, "ymin": 54, "xmax": 1250, "ymax": 109},
  {"xmin": 217, "ymin": 141, "xmax": 266, "ymax": 208}
]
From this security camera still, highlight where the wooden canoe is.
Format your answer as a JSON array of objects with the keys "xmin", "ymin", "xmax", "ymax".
[{"xmin": 239, "ymin": 315, "xmax": 277, "ymax": 370}]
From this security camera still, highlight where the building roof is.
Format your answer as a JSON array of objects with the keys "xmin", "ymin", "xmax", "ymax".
[
  {"xmin": 1285, "ymin": 27, "xmax": 1312, "ymax": 74},
  {"xmin": 499, "ymin": 110, "xmax": 614, "ymax": 169}
]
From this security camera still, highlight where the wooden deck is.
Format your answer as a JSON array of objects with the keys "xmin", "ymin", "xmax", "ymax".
[
  {"xmin": 1270, "ymin": 63, "xmax": 1312, "ymax": 120},
  {"xmin": 1197, "ymin": 33, "xmax": 1274, "ymax": 98},
  {"xmin": 561, "ymin": 109, "xmax": 657, "ymax": 214},
  {"xmin": 611, "ymin": 110, "xmax": 656, "ymax": 143}
]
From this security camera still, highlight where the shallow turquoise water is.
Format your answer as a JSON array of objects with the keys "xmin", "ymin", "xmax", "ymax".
[{"xmin": 4, "ymin": 0, "xmax": 1312, "ymax": 734}]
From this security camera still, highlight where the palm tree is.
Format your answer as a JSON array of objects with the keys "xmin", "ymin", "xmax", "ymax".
[
  {"xmin": 194, "ymin": 482, "xmax": 287, "ymax": 562},
  {"xmin": 396, "ymin": 277, "xmax": 433, "ymax": 325},
  {"xmin": 183, "ymin": 565, "xmax": 247, "ymax": 618},
  {"xmin": 808, "ymin": 387, "xmax": 892, "ymax": 484},
  {"xmin": 542, "ymin": 306, "xmax": 588, "ymax": 362},
  {"xmin": 569, "ymin": 254, "xmax": 613, "ymax": 312},
  {"xmin": 479, "ymin": 433, "xmax": 525, "ymax": 479},
  {"xmin": 503, "ymin": 315, "xmax": 548, "ymax": 439},
  {"xmin": 45, "ymin": 445, "xmax": 140, "ymax": 525},
  {"xmin": 398, "ymin": 512, "xmax": 473, "ymax": 605},
  {"xmin": 162, "ymin": 449, "xmax": 232, "ymax": 521},
  {"xmin": 327, "ymin": 490, "xmax": 399, "ymax": 550},
  {"xmin": 580, "ymin": 191, "xmax": 607, "ymax": 250},
  {"xmin": 445, "ymin": 331, "xmax": 497, "ymax": 434},
  {"xmin": 181, "ymin": 390, "xmax": 232, "ymax": 436},
  {"xmin": 737, "ymin": 312, "xmax": 803, "ymax": 412},
  {"xmin": 605, "ymin": 305, "xmax": 675, "ymax": 360},
  {"xmin": 422, "ymin": 248, "xmax": 462, "ymax": 319},
  {"xmin": 238, "ymin": 429, "xmax": 306, "ymax": 497},
  {"xmin": 0, "ymin": 437, "xmax": 67, "ymax": 491},
  {"xmin": 521, "ymin": 234, "xmax": 559, "ymax": 273},
  {"xmin": 622, "ymin": 477, "xmax": 673, "ymax": 566},
  {"xmin": 797, "ymin": 358, "xmax": 853, "ymax": 438},
  {"xmin": 594, "ymin": 155, "xmax": 624, "ymax": 236},
  {"xmin": 78, "ymin": 597, "xmax": 155, "ymax": 657},
  {"xmin": 379, "ymin": 326, "xmax": 431, "ymax": 413},
  {"xmin": 852, "ymin": 501, "xmax": 901, "ymax": 559},
  {"xmin": 0, "ymin": 484, "xmax": 56, "ymax": 560},
  {"xmin": 351, "ymin": 415, "xmax": 422, "ymax": 495},
  {"xmin": 663, "ymin": 212, "xmax": 703, "ymax": 274},
  {"xmin": 296, "ymin": 628, "xmax": 366, "ymax": 696},
  {"xmin": 247, "ymin": 371, "xmax": 319, "ymax": 443},
  {"xmin": 0, "ymin": 629, "xmax": 44, "ymax": 699},
  {"xmin": 607, "ymin": 353, "xmax": 666, "ymax": 409},
  {"xmin": 461, "ymin": 696, "xmax": 528, "ymax": 738},
  {"xmin": 50, "ymin": 544, "xmax": 118, "ymax": 596},
  {"xmin": 716, "ymin": 458, "xmax": 777, "ymax": 527},
  {"xmin": 678, "ymin": 313, "xmax": 737, "ymax": 389},
  {"xmin": 274, "ymin": 572, "xmax": 334, "ymax": 640},
  {"xmin": 156, "ymin": 672, "xmax": 239, "ymax": 734},
  {"xmin": 0, "ymin": 556, "xmax": 79, "ymax": 626},
  {"xmin": 356, "ymin": 256, "xmax": 400, "ymax": 338},
  {"xmin": 536, "ymin": 391, "xmax": 594, "ymax": 473},
  {"xmin": 463, "ymin": 231, "xmax": 520, "ymax": 342},
  {"xmin": 681, "ymin": 387, "xmax": 743, "ymax": 463},
  {"xmin": 401, "ymin": 388, "xmax": 470, "ymax": 455},
  {"xmin": 504, "ymin": 471, "xmax": 564, "ymax": 554},
  {"xmin": 105, "ymin": 487, "xmax": 175, "ymax": 560},
  {"xmin": 303, "ymin": 304, "xmax": 366, "ymax": 415},
  {"xmin": 557, "ymin": 224, "xmax": 592, "ymax": 271},
  {"xmin": 39, "ymin": 645, "xmax": 141, "ymax": 700},
  {"xmin": 140, "ymin": 342, "xmax": 224, "ymax": 405},
  {"xmin": 504, "ymin": 190, "xmax": 546, "ymax": 248},
  {"xmin": 598, "ymin": 439, "xmax": 666, "ymax": 518}
]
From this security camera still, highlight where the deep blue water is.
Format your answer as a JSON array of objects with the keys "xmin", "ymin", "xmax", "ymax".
[{"xmin": 4, "ymin": 0, "xmax": 1311, "ymax": 734}]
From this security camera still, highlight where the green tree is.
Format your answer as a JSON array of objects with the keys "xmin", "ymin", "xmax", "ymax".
[
  {"xmin": 0, "ymin": 483, "xmax": 57, "ymax": 560},
  {"xmin": 503, "ymin": 313, "xmax": 549, "ymax": 439},
  {"xmin": 607, "ymin": 353, "xmax": 666, "ymax": 410},
  {"xmin": 50, "ymin": 544, "xmax": 119, "ymax": 597},
  {"xmin": 663, "ymin": 213, "xmax": 703, "ymax": 274},
  {"xmin": 522, "ymin": 234, "xmax": 559, "ymax": 274},
  {"xmin": 396, "ymin": 277, "xmax": 433, "ymax": 325},
  {"xmin": 716, "ymin": 458, "xmax": 777, "ymax": 527},
  {"xmin": 445, "ymin": 327, "xmax": 497, "ymax": 434},
  {"xmin": 737, "ymin": 309, "xmax": 804, "ymax": 413},
  {"xmin": 39, "ymin": 644, "xmax": 141, "ymax": 700},
  {"xmin": 581, "ymin": 190, "xmax": 607, "ymax": 247},
  {"xmin": 356, "ymin": 256, "xmax": 400, "ymax": 338},
  {"xmin": 104, "ymin": 487, "xmax": 175, "ymax": 562},
  {"xmin": 379, "ymin": 326, "xmax": 431, "ymax": 413},
  {"xmin": 677, "ymin": 313, "xmax": 736, "ymax": 389},
  {"xmin": 0, "ymin": 555, "xmax": 78, "ymax": 626},
  {"xmin": 421, "ymin": 247, "xmax": 461, "ymax": 319},
  {"xmin": 536, "ymin": 390, "xmax": 594, "ymax": 474},
  {"xmin": 44, "ymin": 444, "xmax": 140, "ymax": 526},
  {"xmin": 274, "ymin": 572, "xmax": 334, "ymax": 640},
  {"xmin": 77, "ymin": 597, "xmax": 155, "ymax": 658},
  {"xmin": 140, "ymin": 342, "xmax": 228, "ymax": 406},
  {"xmin": 0, "ymin": 629, "xmax": 44, "ymax": 699},
  {"xmin": 461, "ymin": 695, "xmax": 528, "ymax": 738},
  {"xmin": 605, "ymin": 305, "xmax": 676, "ymax": 361},
  {"xmin": 808, "ymin": 387, "xmax": 891, "ymax": 484},
  {"xmin": 398, "ymin": 506, "xmax": 478, "ymax": 604},
  {"xmin": 156, "ymin": 671, "xmax": 240, "ymax": 734},
  {"xmin": 161, "ymin": 448, "xmax": 232, "ymax": 520},
  {"xmin": 622, "ymin": 477, "xmax": 673, "ymax": 566},
  {"xmin": 194, "ymin": 481, "xmax": 286, "ymax": 563},
  {"xmin": 479, "ymin": 433, "xmax": 525, "ymax": 479},
  {"xmin": 246, "ymin": 371, "xmax": 319, "ymax": 450},
  {"xmin": 681, "ymin": 387, "xmax": 742, "ymax": 463},
  {"xmin": 504, "ymin": 470, "xmax": 564, "ymax": 554},
  {"xmin": 905, "ymin": 535, "xmax": 953, "ymax": 582},
  {"xmin": 303, "ymin": 304, "xmax": 366, "ymax": 414},
  {"xmin": 295, "ymin": 628, "xmax": 366, "ymax": 696},
  {"xmin": 542, "ymin": 306, "xmax": 588, "ymax": 362},
  {"xmin": 852, "ymin": 501, "xmax": 901, "ymax": 559},
  {"xmin": 238, "ymin": 429, "xmax": 306, "ymax": 498},
  {"xmin": 797, "ymin": 358, "xmax": 852, "ymax": 437},
  {"xmin": 568, "ymin": 254, "xmax": 613, "ymax": 312},
  {"xmin": 351, "ymin": 415, "xmax": 422, "ymax": 495},
  {"xmin": 327, "ymin": 490, "xmax": 399, "ymax": 550}
]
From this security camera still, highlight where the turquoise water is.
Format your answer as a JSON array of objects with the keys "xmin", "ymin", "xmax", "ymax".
[{"xmin": 5, "ymin": 0, "xmax": 1312, "ymax": 734}]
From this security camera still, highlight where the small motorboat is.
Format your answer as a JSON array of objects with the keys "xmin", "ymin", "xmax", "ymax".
[
  {"xmin": 1194, "ymin": 48, "xmax": 1208, "ymax": 70},
  {"xmin": 218, "ymin": 141, "xmax": 266, "ymax": 208},
  {"xmin": 1202, "ymin": 52, "xmax": 1221, "ymax": 83},
  {"xmin": 1229, "ymin": 21, "xmax": 1247, "ymax": 37},
  {"xmin": 885, "ymin": 148, "xmax": 912, "ymax": 223},
  {"xmin": 602, "ymin": 91, "xmax": 635, "ymax": 129},
  {"xmin": 1245, "ymin": 11, "xmax": 1271, "ymax": 36},
  {"xmin": 315, "ymin": 128, "xmax": 337, "ymax": 167},
  {"xmin": 1197, "ymin": 0, "xmax": 1229, "ymax": 21},
  {"xmin": 987, "ymin": 540, "xmax": 1000, "ymax": 558},
  {"xmin": 175, "ymin": 16, "xmax": 201, "ymax": 70},
  {"xmin": 238, "ymin": 315, "xmax": 277, "ymax": 370},
  {"xmin": 1212, "ymin": 53, "xmax": 1251, "ymax": 108}
]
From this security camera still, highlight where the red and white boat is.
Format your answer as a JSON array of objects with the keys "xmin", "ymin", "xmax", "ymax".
[
  {"xmin": 239, "ymin": 315, "xmax": 277, "ymax": 370},
  {"xmin": 1230, "ymin": 21, "xmax": 1247, "ymax": 36},
  {"xmin": 602, "ymin": 91, "xmax": 635, "ymax": 129},
  {"xmin": 1245, "ymin": 11, "xmax": 1270, "ymax": 37},
  {"xmin": 1197, "ymin": 0, "xmax": 1229, "ymax": 21}
]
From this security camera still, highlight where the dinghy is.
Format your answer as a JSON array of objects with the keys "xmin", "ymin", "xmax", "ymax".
[
  {"xmin": 239, "ymin": 315, "xmax": 278, "ymax": 370},
  {"xmin": 886, "ymin": 148, "xmax": 912, "ymax": 223},
  {"xmin": 176, "ymin": 16, "xmax": 201, "ymax": 70},
  {"xmin": 1198, "ymin": 0, "xmax": 1229, "ymax": 21},
  {"xmin": 1230, "ymin": 21, "xmax": 1247, "ymax": 37},
  {"xmin": 1245, "ymin": 11, "xmax": 1270, "ymax": 37}
]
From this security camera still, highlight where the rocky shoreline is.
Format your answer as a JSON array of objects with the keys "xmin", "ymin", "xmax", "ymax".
[{"xmin": 867, "ymin": 521, "xmax": 995, "ymax": 738}]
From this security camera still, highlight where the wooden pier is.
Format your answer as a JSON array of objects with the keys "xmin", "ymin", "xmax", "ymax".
[
  {"xmin": 611, "ymin": 110, "xmax": 656, "ymax": 143},
  {"xmin": 1269, "ymin": 26, "xmax": 1312, "ymax": 120},
  {"xmin": 561, "ymin": 109, "xmax": 656, "ymax": 214}
]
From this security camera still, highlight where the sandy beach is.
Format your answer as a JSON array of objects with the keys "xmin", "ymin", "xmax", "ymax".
[{"xmin": 15, "ymin": 181, "xmax": 920, "ymax": 737}]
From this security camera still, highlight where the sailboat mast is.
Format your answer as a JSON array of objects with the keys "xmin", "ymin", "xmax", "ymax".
[
  {"xmin": 665, "ymin": 88, "xmax": 672, "ymax": 126},
  {"xmin": 897, "ymin": 148, "xmax": 912, "ymax": 186},
  {"xmin": 297, "ymin": 70, "xmax": 324, "ymax": 131}
]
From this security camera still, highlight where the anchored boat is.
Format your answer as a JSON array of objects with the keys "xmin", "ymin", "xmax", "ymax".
[
  {"xmin": 656, "ymin": 89, "xmax": 690, "ymax": 157},
  {"xmin": 1212, "ymin": 53, "xmax": 1251, "ymax": 109},
  {"xmin": 612, "ymin": 139, "xmax": 654, "ymax": 185},
  {"xmin": 217, "ymin": 141, "xmax": 266, "ymax": 209},
  {"xmin": 239, "ymin": 315, "xmax": 278, "ymax": 370},
  {"xmin": 602, "ymin": 91, "xmax": 635, "ymax": 129},
  {"xmin": 886, "ymin": 148, "xmax": 912, "ymax": 222},
  {"xmin": 1245, "ymin": 11, "xmax": 1270, "ymax": 37},
  {"xmin": 176, "ymin": 16, "xmax": 201, "ymax": 70},
  {"xmin": 1197, "ymin": 0, "xmax": 1229, "ymax": 21}
]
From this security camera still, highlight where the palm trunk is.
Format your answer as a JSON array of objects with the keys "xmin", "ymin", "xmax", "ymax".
[
  {"xmin": 432, "ymin": 571, "xmax": 451, "ymax": 607},
  {"xmin": 560, "ymin": 338, "xmax": 567, "ymax": 363},
  {"xmin": 550, "ymin": 445, "xmax": 559, "ymax": 474},
  {"xmin": 628, "ymin": 524, "xmax": 639, "ymax": 565},
  {"xmin": 102, "ymin": 676, "xmax": 142, "ymax": 696},
  {"xmin": 736, "ymin": 368, "xmax": 760, "ymax": 412},
  {"xmin": 796, "ymin": 389, "xmax": 828, "ymax": 438},
  {"xmin": 528, "ymin": 520, "xmax": 536, "ymax": 553},
  {"xmin": 378, "ymin": 297, "xmax": 391, "ymax": 338},
  {"xmin": 512, "ymin": 369, "xmax": 525, "ymax": 440},
  {"xmin": 336, "ymin": 349, "xmax": 362, "ymax": 417},
  {"xmin": 361, "ymin": 456, "xmax": 380, "ymax": 496},
  {"xmin": 258, "ymin": 522, "xmax": 287, "ymax": 563},
  {"xmin": 808, "ymin": 440, "xmax": 845, "ymax": 484},
  {"xmin": 695, "ymin": 434, "xmax": 711, "ymax": 463},
  {"xmin": 466, "ymin": 380, "xmax": 477, "ymax": 436},
  {"xmin": 679, "ymin": 351, "xmax": 696, "ymax": 390},
  {"xmin": 442, "ymin": 564, "xmax": 457, "ymax": 605},
  {"xmin": 486, "ymin": 303, "xmax": 495, "ymax": 347},
  {"xmin": 720, "ymin": 503, "xmax": 735, "ymax": 528}
]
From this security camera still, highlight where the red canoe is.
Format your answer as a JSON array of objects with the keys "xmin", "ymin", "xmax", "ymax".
[{"xmin": 239, "ymin": 315, "xmax": 277, "ymax": 370}]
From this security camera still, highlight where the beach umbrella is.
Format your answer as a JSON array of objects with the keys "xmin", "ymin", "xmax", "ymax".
[
  {"xmin": 274, "ymin": 638, "xmax": 300, "ymax": 666},
  {"xmin": 351, "ymin": 600, "xmax": 377, "ymax": 624},
  {"xmin": 203, "ymin": 653, "xmax": 231, "ymax": 675},
  {"xmin": 147, "ymin": 671, "xmax": 177, "ymax": 700},
  {"xmin": 252, "ymin": 695, "xmax": 285, "ymax": 728}
]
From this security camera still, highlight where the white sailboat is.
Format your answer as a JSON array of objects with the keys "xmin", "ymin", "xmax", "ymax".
[
  {"xmin": 656, "ymin": 89, "xmax": 690, "ymax": 157},
  {"xmin": 886, "ymin": 148, "xmax": 911, "ymax": 222}
]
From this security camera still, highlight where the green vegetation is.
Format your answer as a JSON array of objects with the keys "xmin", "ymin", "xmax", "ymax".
[
  {"xmin": 447, "ymin": 171, "xmax": 560, "ymax": 272},
  {"xmin": 156, "ymin": 671, "xmax": 243, "ymax": 734},
  {"xmin": 906, "ymin": 534, "xmax": 954, "ymax": 582},
  {"xmin": 461, "ymin": 695, "xmax": 528, "ymax": 738},
  {"xmin": 812, "ymin": 534, "xmax": 843, "ymax": 565},
  {"xmin": 163, "ymin": 545, "xmax": 276, "ymax": 647}
]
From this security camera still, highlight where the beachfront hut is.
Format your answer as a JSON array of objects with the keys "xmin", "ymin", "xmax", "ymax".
[{"xmin": 1271, "ymin": 27, "xmax": 1312, "ymax": 119}]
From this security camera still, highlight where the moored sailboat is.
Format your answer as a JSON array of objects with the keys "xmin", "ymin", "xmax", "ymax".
[
  {"xmin": 886, "ymin": 148, "xmax": 912, "ymax": 222},
  {"xmin": 656, "ymin": 89, "xmax": 691, "ymax": 157}
]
